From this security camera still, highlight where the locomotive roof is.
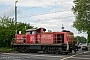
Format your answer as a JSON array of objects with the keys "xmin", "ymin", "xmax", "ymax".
[
  {"xmin": 26, "ymin": 28, "xmax": 46, "ymax": 31},
  {"xmin": 26, "ymin": 28, "xmax": 37, "ymax": 31}
]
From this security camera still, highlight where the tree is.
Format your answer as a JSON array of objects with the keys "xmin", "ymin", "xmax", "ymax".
[
  {"xmin": 17, "ymin": 22, "xmax": 34, "ymax": 34},
  {"xmin": 72, "ymin": 0, "xmax": 90, "ymax": 43},
  {"xmin": 0, "ymin": 16, "xmax": 15, "ymax": 47},
  {"xmin": 0, "ymin": 16, "xmax": 34, "ymax": 48},
  {"xmin": 74, "ymin": 36, "xmax": 87, "ymax": 43}
]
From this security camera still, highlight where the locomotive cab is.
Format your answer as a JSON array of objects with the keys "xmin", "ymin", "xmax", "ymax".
[
  {"xmin": 25, "ymin": 28, "xmax": 46, "ymax": 44},
  {"xmin": 25, "ymin": 28, "xmax": 37, "ymax": 44}
]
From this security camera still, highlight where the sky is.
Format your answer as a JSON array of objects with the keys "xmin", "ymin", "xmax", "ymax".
[{"xmin": 0, "ymin": 0, "xmax": 87, "ymax": 38}]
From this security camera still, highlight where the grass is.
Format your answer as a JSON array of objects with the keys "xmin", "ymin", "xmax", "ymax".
[{"xmin": 0, "ymin": 47, "xmax": 14, "ymax": 53}]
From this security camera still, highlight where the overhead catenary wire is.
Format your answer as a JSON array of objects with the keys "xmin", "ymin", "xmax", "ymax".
[
  {"xmin": 18, "ymin": 0, "xmax": 72, "ymax": 18},
  {"xmin": 24, "ymin": 15, "xmax": 74, "ymax": 25},
  {"xmin": 1, "ymin": 0, "xmax": 68, "ymax": 16},
  {"xmin": 0, "ymin": 0, "xmax": 63, "ymax": 15},
  {"xmin": 18, "ymin": 9, "xmax": 71, "ymax": 18},
  {"xmin": 28, "ymin": 16, "xmax": 74, "ymax": 27},
  {"xmin": 21, "ymin": 0, "xmax": 63, "ymax": 11}
]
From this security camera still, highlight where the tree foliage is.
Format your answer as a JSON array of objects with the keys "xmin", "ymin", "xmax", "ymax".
[
  {"xmin": 72, "ymin": 0, "xmax": 90, "ymax": 43},
  {"xmin": 74, "ymin": 36, "xmax": 87, "ymax": 43},
  {"xmin": 17, "ymin": 22, "xmax": 34, "ymax": 34},
  {"xmin": 0, "ymin": 16, "xmax": 34, "ymax": 48}
]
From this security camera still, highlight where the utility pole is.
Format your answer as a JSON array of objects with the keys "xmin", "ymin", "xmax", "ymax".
[{"xmin": 15, "ymin": 0, "xmax": 18, "ymax": 34}]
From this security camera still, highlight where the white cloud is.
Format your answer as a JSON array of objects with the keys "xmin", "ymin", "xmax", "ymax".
[
  {"xmin": 0, "ymin": 6, "xmax": 22, "ymax": 17},
  {"xmin": 31, "ymin": 10, "xmax": 73, "ymax": 20},
  {"xmin": 0, "ymin": 0, "xmax": 14, "ymax": 5},
  {"xmin": 0, "ymin": 0, "xmax": 73, "ymax": 7},
  {"xmin": 0, "ymin": 6, "xmax": 14, "ymax": 17}
]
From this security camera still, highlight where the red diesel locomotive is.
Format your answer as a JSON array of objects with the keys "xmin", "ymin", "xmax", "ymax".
[{"xmin": 11, "ymin": 28, "xmax": 78, "ymax": 54}]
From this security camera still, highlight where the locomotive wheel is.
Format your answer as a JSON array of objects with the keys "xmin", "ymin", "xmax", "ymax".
[
  {"xmin": 18, "ymin": 46, "xmax": 26, "ymax": 53},
  {"xmin": 33, "ymin": 51, "xmax": 37, "ymax": 53},
  {"xmin": 58, "ymin": 51, "xmax": 62, "ymax": 54},
  {"xmin": 25, "ymin": 49, "xmax": 31, "ymax": 53},
  {"xmin": 46, "ymin": 50, "xmax": 50, "ymax": 54},
  {"xmin": 64, "ymin": 52, "xmax": 68, "ymax": 54},
  {"xmin": 69, "ymin": 50, "xmax": 72, "ymax": 53},
  {"xmin": 29, "ymin": 50, "xmax": 37, "ymax": 53},
  {"xmin": 51, "ymin": 51, "xmax": 56, "ymax": 54}
]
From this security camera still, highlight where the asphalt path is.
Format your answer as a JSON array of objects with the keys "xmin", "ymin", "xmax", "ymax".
[{"xmin": 0, "ymin": 50, "xmax": 90, "ymax": 60}]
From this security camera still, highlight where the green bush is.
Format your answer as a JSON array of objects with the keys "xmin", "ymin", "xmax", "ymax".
[{"xmin": 0, "ymin": 47, "xmax": 14, "ymax": 53}]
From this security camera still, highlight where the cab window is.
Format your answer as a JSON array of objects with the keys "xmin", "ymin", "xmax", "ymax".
[{"xmin": 27, "ymin": 31, "xmax": 34, "ymax": 34}]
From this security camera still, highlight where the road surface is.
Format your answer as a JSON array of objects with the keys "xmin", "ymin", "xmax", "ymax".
[{"xmin": 0, "ymin": 50, "xmax": 90, "ymax": 60}]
